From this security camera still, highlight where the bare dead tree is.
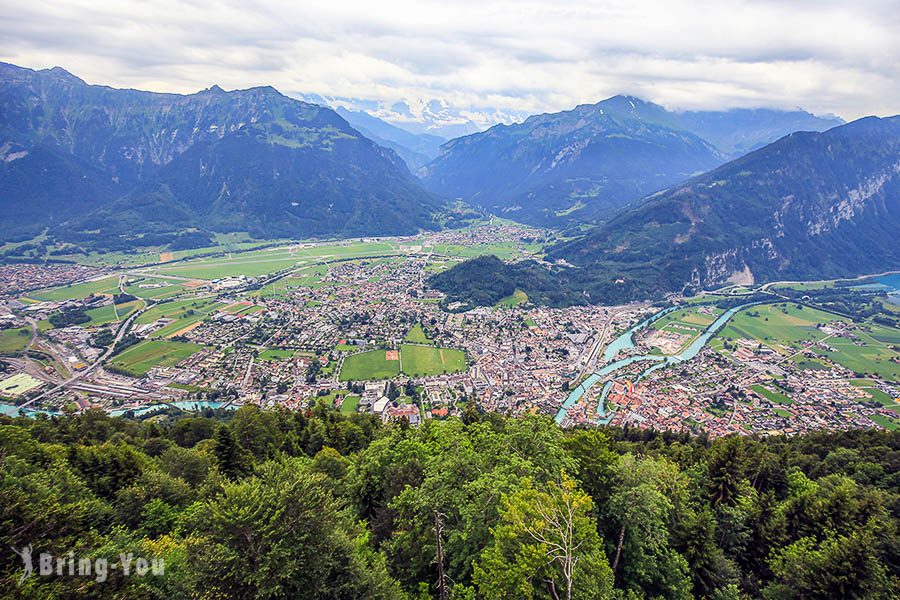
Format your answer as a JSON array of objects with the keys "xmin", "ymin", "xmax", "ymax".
[
  {"xmin": 524, "ymin": 482, "xmax": 584, "ymax": 600},
  {"xmin": 434, "ymin": 511, "xmax": 448, "ymax": 600}
]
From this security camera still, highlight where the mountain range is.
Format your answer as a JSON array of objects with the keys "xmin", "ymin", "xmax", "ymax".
[
  {"xmin": 334, "ymin": 107, "xmax": 445, "ymax": 170},
  {"xmin": 0, "ymin": 62, "xmax": 439, "ymax": 250},
  {"xmin": 419, "ymin": 96, "xmax": 844, "ymax": 228},
  {"xmin": 430, "ymin": 115, "xmax": 900, "ymax": 306},
  {"xmin": 2, "ymin": 61, "xmax": 896, "ymax": 304},
  {"xmin": 298, "ymin": 93, "xmax": 530, "ymax": 140},
  {"xmin": 547, "ymin": 115, "xmax": 900, "ymax": 302}
]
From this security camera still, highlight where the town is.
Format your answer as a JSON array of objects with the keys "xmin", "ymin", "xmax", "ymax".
[{"xmin": 1, "ymin": 223, "xmax": 898, "ymax": 436}]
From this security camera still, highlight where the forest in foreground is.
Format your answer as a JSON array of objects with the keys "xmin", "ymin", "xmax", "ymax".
[{"xmin": 1, "ymin": 406, "xmax": 898, "ymax": 599}]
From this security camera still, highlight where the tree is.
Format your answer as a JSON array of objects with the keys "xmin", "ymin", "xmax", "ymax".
[
  {"xmin": 605, "ymin": 454, "xmax": 692, "ymax": 599},
  {"xmin": 212, "ymin": 425, "xmax": 245, "ymax": 479},
  {"xmin": 473, "ymin": 474, "xmax": 614, "ymax": 600},
  {"xmin": 185, "ymin": 460, "xmax": 404, "ymax": 599},
  {"xmin": 765, "ymin": 528, "xmax": 894, "ymax": 599}
]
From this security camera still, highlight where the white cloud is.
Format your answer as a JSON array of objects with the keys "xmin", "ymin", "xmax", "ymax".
[{"xmin": 2, "ymin": 0, "xmax": 897, "ymax": 122}]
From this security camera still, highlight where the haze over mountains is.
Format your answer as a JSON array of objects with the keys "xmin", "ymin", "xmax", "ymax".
[
  {"xmin": 420, "ymin": 96, "xmax": 844, "ymax": 227},
  {"xmin": 299, "ymin": 93, "xmax": 530, "ymax": 139},
  {"xmin": 333, "ymin": 107, "xmax": 445, "ymax": 170}
]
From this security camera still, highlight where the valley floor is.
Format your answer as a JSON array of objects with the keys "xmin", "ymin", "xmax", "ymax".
[{"xmin": 0, "ymin": 222, "xmax": 897, "ymax": 436}]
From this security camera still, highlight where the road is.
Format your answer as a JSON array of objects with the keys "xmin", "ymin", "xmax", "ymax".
[{"xmin": 20, "ymin": 301, "xmax": 153, "ymax": 407}]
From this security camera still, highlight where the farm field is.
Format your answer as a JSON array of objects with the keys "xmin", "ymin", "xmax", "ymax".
[
  {"xmin": 109, "ymin": 339, "xmax": 203, "ymax": 377},
  {"xmin": 134, "ymin": 297, "xmax": 224, "ymax": 339},
  {"xmin": 715, "ymin": 303, "xmax": 900, "ymax": 379},
  {"xmin": 83, "ymin": 299, "xmax": 144, "ymax": 327},
  {"xmin": 25, "ymin": 276, "xmax": 121, "ymax": 302},
  {"xmin": 868, "ymin": 414, "xmax": 899, "ymax": 430},
  {"xmin": 253, "ymin": 265, "xmax": 332, "ymax": 297},
  {"xmin": 851, "ymin": 380, "xmax": 899, "ymax": 414},
  {"xmin": 400, "ymin": 344, "xmax": 466, "ymax": 377},
  {"xmin": 0, "ymin": 327, "xmax": 32, "ymax": 355}
]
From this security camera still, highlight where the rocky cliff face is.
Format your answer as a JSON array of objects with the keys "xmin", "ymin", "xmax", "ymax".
[{"xmin": 549, "ymin": 116, "xmax": 900, "ymax": 302}]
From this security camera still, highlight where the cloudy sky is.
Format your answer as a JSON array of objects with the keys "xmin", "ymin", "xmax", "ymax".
[{"xmin": 3, "ymin": 0, "xmax": 898, "ymax": 124}]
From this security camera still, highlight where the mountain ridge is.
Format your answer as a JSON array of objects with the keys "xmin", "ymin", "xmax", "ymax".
[
  {"xmin": 549, "ymin": 115, "xmax": 900, "ymax": 302},
  {"xmin": 0, "ymin": 62, "xmax": 441, "ymax": 248},
  {"xmin": 420, "ymin": 95, "xmax": 725, "ymax": 227}
]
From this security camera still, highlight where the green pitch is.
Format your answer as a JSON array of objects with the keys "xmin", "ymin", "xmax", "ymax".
[
  {"xmin": 400, "ymin": 344, "xmax": 466, "ymax": 377},
  {"xmin": 339, "ymin": 350, "xmax": 401, "ymax": 381}
]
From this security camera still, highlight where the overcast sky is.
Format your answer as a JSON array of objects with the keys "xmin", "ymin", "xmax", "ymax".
[{"xmin": 3, "ymin": 0, "xmax": 898, "ymax": 122}]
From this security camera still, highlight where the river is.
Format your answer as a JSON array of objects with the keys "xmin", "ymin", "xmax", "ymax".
[
  {"xmin": 555, "ymin": 302, "xmax": 758, "ymax": 425},
  {"xmin": 1, "ymin": 400, "xmax": 237, "ymax": 419}
]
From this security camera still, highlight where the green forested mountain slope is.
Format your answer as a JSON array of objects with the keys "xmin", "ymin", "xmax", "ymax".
[
  {"xmin": 421, "ymin": 95, "xmax": 724, "ymax": 227},
  {"xmin": 0, "ymin": 62, "xmax": 440, "ymax": 247},
  {"xmin": 550, "ymin": 116, "xmax": 900, "ymax": 302},
  {"xmin": 1, "ymin": 407, "xmax": 897, "ymax": 598}
]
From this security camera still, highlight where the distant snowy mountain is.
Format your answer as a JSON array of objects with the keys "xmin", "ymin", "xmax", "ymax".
[{"xmin": 295, "ymin": 93, "xmax": 529, "ymax": 139}]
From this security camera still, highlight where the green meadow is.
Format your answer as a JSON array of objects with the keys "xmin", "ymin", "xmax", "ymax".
[
  {"xmin": 339, "ymin": 344, "xmax": 467, "ymax": 380},
  {"xmin": 109, "ymin": 339, "xmax": 203, "ymax": 376},
  {"xmin": 135, "ymin": 297, "xmax": 224, "ymax": 338},
  {"xmin": 0, "ymin": 327, "xmax": 32, "ymax": 355},
  {"xmin": 496, "ymin": 289, "xmax": 528, "ymax": 308},
  {"xmin": 257, "ymin": 349, "xmax": 297, "ymax": 362},
  {"xmin": 26, "ymin": 276, "xmax": 121, "ymax": 302},
  {"xmin": 83, "ymin": 299, "xmax": 144, "ymax": 327},
  {"xmin": 400, "ymin": 344, "xmax": 466, "ymax": 377},
  {"xmin": 404, "ymin": 323, "xmax": 432, "ymax": 344},
  {"xmin": 716, "ymin": 303, "xmax": 900, "ymax": 379},
  {"xmin": 146, "ymin": 241, "xmax": 400, "ymax": 280},
  {"xmin": 339, "ymin": 350, "xmax": 401, "ymax": 381}
]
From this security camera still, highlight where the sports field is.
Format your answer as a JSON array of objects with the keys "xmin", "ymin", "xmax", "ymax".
[
  {"xmin": 400, "ymin": 344, "xmax": 466, "ymax": 377},
  {"xmin": 714, "ymin": 303, "xmax": 900, "ymax": 379},
  {"xmin": 26, "ymin": 276, "xmax": 121, "ymax": 302},
  {"xmin": 339, "ymin": 344, "xmax": 467, "ymax": 381},
  {"xmin": 109, "ymin": 339, "xmax": 203, "ymax": 376},
  {"xmin": 339, "ymin": 349, "xmax": 401, "ymax": 381}
]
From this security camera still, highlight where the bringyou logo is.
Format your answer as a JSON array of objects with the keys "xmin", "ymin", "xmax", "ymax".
[{"xmin": 11, "ymin": 545, "xmax": 164, "ymax": 586}]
